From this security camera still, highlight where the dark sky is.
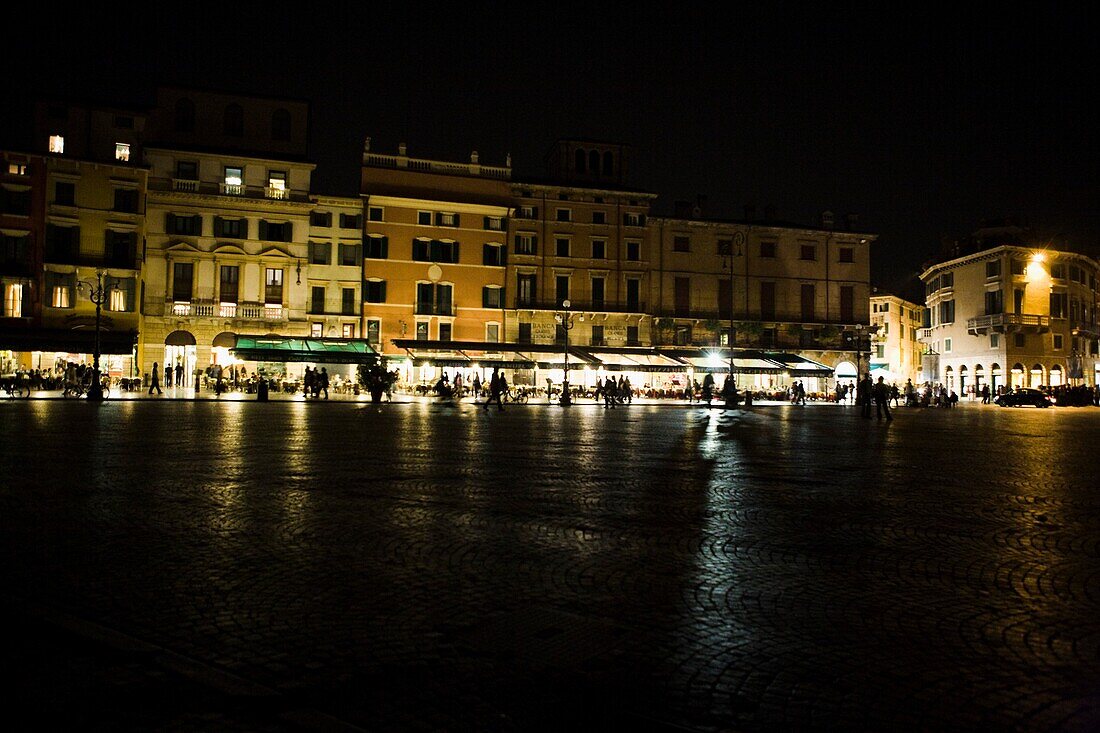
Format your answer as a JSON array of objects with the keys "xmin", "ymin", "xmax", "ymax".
[{"xmin": 6, "ymin": 7, "xmax": 1097, "ymax": 301}]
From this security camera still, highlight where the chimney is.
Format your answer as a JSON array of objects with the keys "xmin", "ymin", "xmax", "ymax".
[
  {"xmin": 821, "ymin": 210, "xmax": 835, "ymax": 229},
  {"xmin": 744, "ymin": 204, "xmax": 756, "ymax": 221},
  {"xmin": 845, "ymin": 212, "xmax": 860, "ymax": 231},
  {"xmin": 398, "ymin": 142, "xmax": 407, "ymax": 156},
  {"xmin": 470, "ymin": 150, "xmax": 479, "ymax": 164}
]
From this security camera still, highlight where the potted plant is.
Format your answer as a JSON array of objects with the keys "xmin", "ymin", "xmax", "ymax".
[{"xmin": 357, "ymin": 358, "xmax": 398, "ymax": 403}]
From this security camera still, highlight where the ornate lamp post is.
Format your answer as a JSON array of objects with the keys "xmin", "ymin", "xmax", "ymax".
[
  {"xmin": 555, "ymin": 299, "xmax": 579, "ymax": 406},
  {"xmin": 77, "ymin": 269, "xmax": 117, "ymax": 402}
]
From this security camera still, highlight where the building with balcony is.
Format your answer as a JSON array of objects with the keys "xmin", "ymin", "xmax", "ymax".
[
  {"xmin": 649, "ymin": 212, "xmax": 875, "ymax": 390},
  {"xmin": 1, "ymin": 151, "xmax": 45, "ymax": 356},
  {"xmin": 918, "ymin": 238, "xmax": 1100, "ymax": 393},
  {"xmin": 306, "ymin": 196, "xmax": 363, "ymax": 349},
  {"xmin": 141, "ymin": 88, "xmax": 315, "ymax": 383},
  {"xmin": 869, "ymin": 293, "xmax": 924, "ymax": 384}
]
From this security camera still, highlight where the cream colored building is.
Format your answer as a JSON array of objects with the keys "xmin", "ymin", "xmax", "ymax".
[
  {"xmin": 869, "ymin": 293, "xmax": 923, "ymax": 384},
  {"xmin": 141, "ymin": 88, "xmax": 315, "ymax": 383},
  {"xmin": 919, "ymin": 243, "xmax": 1100, "ymax": 393},
  {"xmin": 306, "ymin": 195, "xmax": 363, "ymax": 350}
]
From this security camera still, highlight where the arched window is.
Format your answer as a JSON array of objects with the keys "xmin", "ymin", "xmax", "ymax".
[
  {"xmin": 175, "ymin": 98, "xmax": 195, "ymax": 132},
  {"xmin": 224, "ymin": 104, "xmax": 243, "ymax": 137},
  {"xmin": 603, "ymin": 151, "xmax": 614, "ymax": 177},
  {"xmin": 272, "ymin": 108, "xmax": 291, "ymax": 141},
  {"xmin": 574, "ymin": 148, "xmax": 586, "ymax": 173},
  {"xmin": 588, "ymin": 150, "xmax": 600, "ymax": 175}
]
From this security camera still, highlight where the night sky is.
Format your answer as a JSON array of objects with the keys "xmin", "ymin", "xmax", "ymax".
[{"xmin": 6, "ymin": 8, "xmax": 1096, "ymax": 302}]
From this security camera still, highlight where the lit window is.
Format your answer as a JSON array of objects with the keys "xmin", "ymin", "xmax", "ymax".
[
  {"xmin": 49, "ymin": 135, "xmax": 64, "ymax": 154},
  {"xmin": 268, "ymin": 171, "xmax": 286, "ymax": 190},
  {"xmin": 115, "ymin": 143, "xmax": 130, "ymax": 162},
  {"xmin": 342, "ymin": 323, "xmax": 355, "ymax": 338},
  {"xmin": 311, "ymin": 322, "xmax": 323, "ymax": 337},
  {"xmin": 224, "ymin": 167, "xmax": 243, "ymax": 186},
  {"xmin": 8, "ymin": 163, "xmax": 28, "ymax": 175},
  {"xmin": 51, "ymin": 286, "xmax": 70, "ymax": 308},
  {"xmin": 109, "ymin": 287, "xmax": 126, "ymax": 311},
  {"xmin": 4, "ymin": 283, "xmax": 23, "ymax": 316}
]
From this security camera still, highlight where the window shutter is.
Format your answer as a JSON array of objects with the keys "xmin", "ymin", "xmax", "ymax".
[
  {"xmin": 532, "ymin": 235, "xmax": 538, "ymax": 255},
  {"xmin": 453, "ymin": 213, "xmax": 460, "ymax": 228},
  {"xmin": 482, "ymin": 286, "xmax": 490, "ymax": 308},
  {"xmin": 451, "ymin": 242, "xmax": 460, "ymax": 263},
  {"xmin": 240, "ymin": 219, "xmax": 249, "ymax": 239},
  {"xmin": 498, "ymin": 286, "xmax": 505, "ymax": 306},
  {"xmin": 379, "ymin": 281, "xmax": 386, "ymax": 302},
  {"xmin": 483, "ymin": 243, "xmax": 492, "ymax": 265},
  {"xmin": 500, "ymin": 246, "xmax": 507, "ymax": 266},
  {"xmin": 214, "ymin": 216, "xmax": 223, "ymax": 236},
  {"xmin": 166, "ymin": 213, "xmax": 175, "ymax": 232},
  {"xmin": 483, "ymin": 216, "xmax": 491, "ymax": 230},
  {"xmin": 412, "ymin": 238, "xmax": 426, "ymax": 261},
  {"xmin": 259, "ymin": 220, "xmax": 268, "ymax": 240},
  {"xmin": 640, "ymin": 214, "xmax": 647, "ymax": 226}
]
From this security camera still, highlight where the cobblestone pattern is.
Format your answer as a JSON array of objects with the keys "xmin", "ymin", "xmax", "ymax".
[{"xmin": 2, "ymin": 401, "xmax": 1099, "ymax": 731}]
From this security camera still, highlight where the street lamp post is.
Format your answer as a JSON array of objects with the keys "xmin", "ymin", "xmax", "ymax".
[
  {"xmin": 77, "ymin": 269, "xmax": 116, "ymax": 402},
  {"xmin": 555, "ymin": 299, "xmax": 578, "ymax": 406},
  {"xmin": 722, "ymin": 233, "xmax": 745, "ymax": 406}
]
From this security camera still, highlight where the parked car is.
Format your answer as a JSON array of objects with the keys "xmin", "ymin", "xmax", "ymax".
[{"xmin": 995, "ymin": 388, "xmax": 1053, "ymax": 408}]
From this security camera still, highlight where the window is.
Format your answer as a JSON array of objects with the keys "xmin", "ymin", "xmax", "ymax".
[
  {"xmin": 482, "ymin": 285, "xmax": 504, "ymax": 308},
  {"xmin": 259, "ymin": 220, "xmax": 291, "ymax": 242},
  {"xmin": 625, "ymin": 279, "xmax": 640, "ymax": 310},
  {"xmin": 364, "ymin": 280, "xmax": 386, "ymax": 303},
  {"xmin": 1051, "ymin": 263, "xmax": 1066, "ymax": 279},
  {"xmin": 875, "ymin": 344, "xmax": 886, "ymax": 359},
  {"xmin": 339, "ymin": 243, "xmax": 361, "ymax": 266},
  {"xmin": 8, "ymin": 162, "xmax": 28, "ymax": 175},
  {"xmin": 801, "ymin": 284, "xmax": 815, "ymax": 322},
  {"xmin": 483, "ymin": 243, "xmax": 505, "ymax": 266},
  {"xmin": 436, "ymin": 212, "xmax": 459, "ymax": 227},
  {"xmin": 267, "ymin": 170, "xmax": 287, "ymax": 194},
  {"xmin": 224, "ymin": 166, "xmax": 243, "ymax": 186},
  {"xmin": 1, "ymin": 233, "xmax": 29, "ymax": 264},
  {"xmin": 177, "ymin": 161, "xmax": 198, "ymax": 180},
  {"xmin": 760, "ymin": 241, "xmax": 776, "ymax": 258},
  {"xmin": 591, "ymin": 325, "xmax": 605, "ymax": 346},
  {"xmin": 105, "ymin": 230, "xmax": 135, "ymax": 266},
  {"xmin": 366, "ymin": 319, "xmax": 380, "ymax": 345},
  {"xmin": 717, "ymin": 239, "xmax": 732, "ymax": 256},
  {"xmin": 1011, "ymin": 259, "xmax": 1026, "ymax": 276},
  {"xmin": 224, "ymin": 104, "xmax": 244, "ymax": 136},
  {"xmin": 1050, "ymin": 292, "xmax": 1068, "ymax": 318},
  {"xmin": 272, "ymin": 109, "xmax": 291, "ymax": 141},
  {"xmin": 991, "ymin": 334, "xmax": 999, "ymax": 348},
  {"xmin": 939, "ymin": 300, "xmax": 955, "ymax": 324},
  {"xmin": 591, "ymin": 239, "xmax": 606, "ymax": 259},
  {"xmin": 944, "ymin": 338, "xmax": 952, "ymax": 352},
  {"xmin": 309, "ymin": 242, "xmax": 330, "ymax": 265},
  {"xmin": 412, "ymin": 238, "xmax": 459, "ymax": 263},
  {"xmin": 986, "ymin": 260, "xmax": 1002, "ymax": 278},
  {"xmin": 416, "ymin": 322, "xmax": 429, "ymax": 340},
  {"xmin": 416, "ymin": 211, "xmax": 433, "ymax": 225},
  {"xmin": 623, "ymin": 212, "xmax": 643, "ymax": 227},
  {"xmin": 220, "ymin": 265, "xmax": 239, "ymax": 303},
  {"xmin": 674, "ymin": 277, "xmax": 690, "ymax": 316},
  {"xmin": 45, "ymin": 224, "xmax": 79, "ymax": 262},
  {"xmin": 800, "ymin": 244, "xmax": 816, "ymax": 261},
  {"xmin": 591, "ymin": 277, "xmax": 605, "ymax": 308},
  {"xmin": 175, "ymin": 98, "xmax": 195, "ymax": 132},
  {"xmin": 626, "ymin": 325, "xmax": 639, "ymax": 345},
  {"xmin": 517, "ymin": 205, "xmax": 537, "ymax": 219},
  {"xmin": 264, "ymin": 268, "xmax": 283, "ymax": 305},
  {"xmin": 517, "ymin": 274, "xmax": 536, "ymax": 306},
  {"xmin": 839, "ymin": 247, "xmax": 854, "ymax": 263},
  {"xmin": 113, "ymin": 188, "xmax": 138, "ymax": 213},
  {"xmin": 311, "ymin": 211, "xmax": 332, "ymax": 227},
  {"xmin": 555, "ymin": 275, "xmax": 570, "ymax": 304},
  {"xmin": 673, "ymin": 236, "xmax": 690, "ymax": 252},
  {"xmin": 555, "ymin": 209, "xmax": 571, "ymax": 222},
  {"xmin": 340, "ymin": 213, "xmax": 362, "ymax": 229},
  {"xmin": 3, "ymin": 283, "xmax": 23, "ymax": 317},
  {"xmin": 515, "ymin": 233, "xmax": 537, "ymax": 255},
  {"xmin": 48, "ymin": 272, "xmax": 73, "ymax": 308},
  {"xmin": 311, "ymin": 323, "xmax": 323, "ymax": 337},
  {"xmin": 342, "ymin": 288, "xmax": 356, "ymax": 315},
  {"xmin": 173, "ymin": 262, "xmax": 194, "ymax": 301},
  {"xmin": 416, "ymin": 282, "xmax": 453, "ymax": 315},
  {"xmin": 839, "ymin": 285, "xmax": 854, "ymax": 322},
  {"xmin": 555, "ymin": 237, "xmax": 570, "ymax": 257},
  {"xmin": 368, "ymin": 206, "xmax": 384, "ymax": 221},
  {"xmin": 216, "ymin": 217, "xmax": 247, "ymax": 239},
  {"xmin": 1015, "ymin": 333, "xmax": 1026, "ymax": 348},
  {"xmin": 55, "ymin": 181, "xmax": 75, "ymax": 206},
  {"xmin": 985, "ymin": 290, "xmax": 1004, "ymax": 315},
  {"xmin": 364, "ymin": 235, "xmax": 388, "ymax": 259},
  {"xmin": 486, "ymin": 323, "xmax": 500, "ymax": 342},
  {"xmin": 167, "ymin": 213, "xmax": 202, "ymax": 236},
  {"xmin": 592, "ymin": 211, "xmax": 606, "ymax": 224},
  {"xmin": 1054, "ymin": 334, "xmax": 1064, "ymax": 350},
  {"xmin": 940, "ymin": 272, "xmax": 954, "ymax": 288},
  {"xmin": 114, "ymin": 143, "xmax": 130, "ymax": 162},
  {"xmin": 438, "ymin": 323, "xmax": 453, "ymax": 342},
  {"xmin": 484, "ymin": 216, "xmax": 504, "ymax": 231},
  {"xmin": 518, "ymin": 322, "xmax": 532, "ymax": 343},
  {"xmin": 48, "ymin": 135, "xmax": 64, "ymax": 154},
  {"xmin": 626, "ymin": 241, "xmax": 640, "ymax": 261}
]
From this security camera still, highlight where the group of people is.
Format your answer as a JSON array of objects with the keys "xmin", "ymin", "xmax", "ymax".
[
  {"xmin": 593, "ymin": 375, "xmax": 632, "ymax": 408},
  {"xmin": 302, "ymin": 366, "xmax": 330, "ymax": 399}
]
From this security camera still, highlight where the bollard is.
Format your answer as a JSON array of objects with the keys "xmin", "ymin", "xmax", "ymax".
[{"xmin": 257, "ymin": 379, "xmax": 269, "ymax": 402}]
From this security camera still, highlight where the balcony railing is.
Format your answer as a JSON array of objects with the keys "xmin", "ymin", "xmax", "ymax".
[
  {"xmin": 363, "ymin": 151, "xmax": 512, "ymax": 180},
  {"xmin": 967, "ymin": 312, "xmax": 1051, "ymax": 334},
  {"xmin": 169, "ymin": 300, "xmax": 286, "ymax": 321},
  {"xmin": 264, "ymin": 186, "xmax": 289, "ymax": 200},
  {"xmin": 172, "ymin": 178, "xmax": 199, "ymax": 192},
  {"xmin": 415, "ymin": 303, "xmax": 456, "ymax": 316},
  {"xmin": 220, "ymin": 183, "xmax": 244, "ymax": 196},
  {"xmin": 517, "ymin": 300, "xmax": 647, "ymax": 314},
  {"xmin": 917, "ymin": 327, "xmax": 934, "ymax": 341}
]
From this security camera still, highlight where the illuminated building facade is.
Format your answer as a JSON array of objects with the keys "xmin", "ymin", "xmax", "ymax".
[
  {"xmin": 919, "ymin": 238, "xmax": 1100, "ymax": 392},
  {"xmin": 1, "ymin": 151, "xmax": 45, "ymax": 357},
  {"xmin": 141, "ymin": 87, "xmax": 315, "ymax": 382},
  {"xmin": 869, "ymin": 293, "xmax": 924, "ymax": 384}
]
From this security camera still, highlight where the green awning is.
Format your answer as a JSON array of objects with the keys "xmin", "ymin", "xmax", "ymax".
[{"xmin": 232, "ymin": 336, "xmax": 380, "ymax": 364}]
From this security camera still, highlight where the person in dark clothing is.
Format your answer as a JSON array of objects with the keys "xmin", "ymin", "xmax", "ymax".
[
  {"xmin": 320, "ymin": 367, "xmax": 329, "ymax": 399},
  {"xmin": 702, "ymin": 373, "xmax": 715, "ymax": 405},
  {"xmin": 483, "ymin": 368, "xmax": 505, "ymax": 411},
  {"xmin": 873, "ymin": 376, "xmax": 893, "ymax": 421},
  {"xmin": 857, "ymin": 374, "xmax": 872, "ymax": 418},
  {"xmin": 148, "ymin": 362, "xmax": 163, "ymax": 395}
]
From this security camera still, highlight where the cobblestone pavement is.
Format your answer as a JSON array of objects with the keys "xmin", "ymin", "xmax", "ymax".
[{"xmin": 2, "ymin": 401, "xmax": 1099, "ymax": 731}]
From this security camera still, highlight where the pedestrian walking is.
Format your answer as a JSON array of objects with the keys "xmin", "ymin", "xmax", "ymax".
[
  {"xmin": 148, "ymin": 361, "xmax": 163, "ymax": 395},
  {"xmin": 483, "ymin": 367, "xmax": 505, "ymax": 411},
  {"xmin": 857, "ymin": 374, "xmax": 872, "ymax": 418},
  {"xmin": 320, "ymin": 367, "xmax": 329, "ymax": 399},
  {"xmin": 472, "ymin": 373, "xmax": 482, "ymax": 402},
  {"xmin": 873, "ymin": 376, "xmax": 893, "ymax": 421},
  {"xmin": 702, "ymin": 373, "xmax": 715, "ymax": 405}
]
